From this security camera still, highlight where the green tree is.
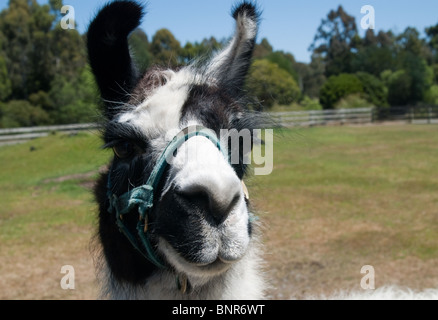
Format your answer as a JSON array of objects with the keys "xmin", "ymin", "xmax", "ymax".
[
  {"xmin": 424, "ymin": 84, "xmax": 438, "ymax": 105},
  {"xmin": 334, "ymin": 93, "xmax": 373, "ymax": 109},
  {"xmin": 396, "ymin": 27, "xmax": 432, "ymax": 63},
  {"xmin": 352, "ymin": 29, "xmax": 396, "ymax": 77},
  {"xmin": 29, "ymin": 90, "xmax": 53, "ymax": 113},
  {"xmin": 51, "ymin": 24, "xmax": 86, "ymax": 80},
  {"xmin": 355, "ymin": 72, "xmax": 388, "ymax": 107},
  {"xmin": 129, "ymin": 28, "xmax": 152, "ymax": 73},
  {"xmin": 0, "ymin": 0, "xmax": 34, "ymax": 98},
  {"xmin": 295, "ymin": 53, "xmax": 326, "ymax": 99},
  {"xmin": 0, "ymin": 100, "xmax": 49, "ymax": 128},
  {"xmin": 385, "ymin": 69, "xmax": 412, "ymax": 106},
  {"xmin": 0, "ymin": 0, "xmax": 58, "ymax": 99},
  {"xmin": 253, "ymin": 38, "xmax": 273, "ymax": 59},
  {"xmin": 49, "ymin": 66, "xmax": 99, "ymax": 124},
  {"xmin": 246, "ymin": 59, "xmax": 301, "ymax": 108},
  {"xmin": 150, "ymin": 28, "xmax": 182, "ymax": 67},
  {"xmin": 180, "ymin": 37, "xmax": 223, "ymax": 64},
  {"xmin": 319, "ymin": 73, "xmax": 363, "ymax": 109},
  {"xmin": 265, "ymin": 51, "xmax": 299, "ymax": 83},
  {"xmin": 0, "ymin": 34, "xmax": 11, "ymax": 100},
  {"xmin": 27, "ymin": 2, "xmax": 56, "ymax": 94},
  {"xmin": 426, "ymin": 23, "xmax": 438, "ymax": 82},
  {"xmin": 309, "ymin": 5, "xmax": 358, "ymax": 77},
  {"xmin": 393, "ymin": 28, "xmax": 433, "ymax": 105}
]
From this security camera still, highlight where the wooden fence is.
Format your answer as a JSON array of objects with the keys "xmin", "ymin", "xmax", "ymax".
[
  {"xmin": 0, "ymin": 106, "xmax": 437, "ymax": 146},
  {"xmin": 269, "ymin": 107, "xmax": 374, "ymax": 127},
  {"xmin": 373, "ymin": 106, "xmax": 438, "ymax": 124},
  {"xmin": 0, "ymin": 123, "xmax": 99, "ymax": 146}
]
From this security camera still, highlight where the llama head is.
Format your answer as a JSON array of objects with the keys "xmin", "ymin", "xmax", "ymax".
[{"xmin": 87, "ymin": 0, "xmax": 263, "ymax": 289}]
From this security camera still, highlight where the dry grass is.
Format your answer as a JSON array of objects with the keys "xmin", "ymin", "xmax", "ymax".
[
  {"xmin": 0, "ymin": 125, "xmax": 437, "ymax": 300},
  {"xmin": 250, "ymin": 124, "xmax": 438, "ymax": 299}
]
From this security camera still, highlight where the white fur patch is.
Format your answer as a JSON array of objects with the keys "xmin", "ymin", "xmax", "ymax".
[
  {"xmin": 158, "ymin": 135, "xmax": 251, "ymax": 276},
  {"xmin": 99, "ymin": 236, "xmax": 267, "ymax": 300},
  {"xmin": 116, "ymin": 68, "xmax": 193, "ymax": 135},
  {"xmin": 317, "ymin": 286, "xmax": 438, "ymax": 300},
  {"xmin": 206, "ymin": 11, "xmax": 257, "ymax": 77}
]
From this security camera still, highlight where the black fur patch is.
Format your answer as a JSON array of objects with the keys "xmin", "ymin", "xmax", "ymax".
[
  {"xmin": 232, "ymin": 1, "xmax": 260, "ymax": 20},
  {"xmin": 87, "ymin": 0, "xmax": 144, "ymax": 119}
]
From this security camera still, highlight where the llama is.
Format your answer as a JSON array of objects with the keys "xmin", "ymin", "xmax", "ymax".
[
  {"xmin": 87, "ymin": 0, "xmax": 266, "ymax": 299},
  {"xmin": 87, "ymin": 0, "xmax": 438, "ymax": 300}
]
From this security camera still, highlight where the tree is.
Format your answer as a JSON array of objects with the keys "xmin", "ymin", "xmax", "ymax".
[
  {"xmin": 295, "ymin": 53, "xmax": 326, "ymax": 99},
  {"xmin": 0, "ymin": 99, "xmax": 49, "ymax": 128},
  {"xmin": 27, "ymin": 2, "xmax": 56, "ymax": 94},
  {"xmin": 150, "ymin": 28, "xmax": 182, "ymax": 67},
  {"xmin": 396, "ymin": 27, "xmax": 432, "ymax": 63},
  {"xmin": 319, "ymin": 73, "xmax": 363, "ymax": 109},
  {"xmin": 253, "ymin": 38, "xmax": 273, "ymax": 59},
  {"xmin": 334, "ymin": 93, "xmax": 373, "ymax": 109},
  {"xmin": 352, "ymin": 30, "xmax": 396, "ymax": 77},
  {"xmin": 387, "ymin": 27, "xmax": 434, "ymax": 105},
  {"xmin": 426, "ymin": 23, "xmax": 438, "ymax": 83},
  {"xmin": 0, "ymin": 34, "xmax": 11, "ymax": 101},
  {"xmin": 309, "ymin": 5, "xmax": 359, "ymax": 77},
  {"xmin": 264, "ymin": 51, "xmax": 299, "ymax": 83},
  {"xmin": 50, "ymin": 24, "xmax": 86, "ymax": 81},
  {"xmin": 180, "ymin": 36, "xmax": 223, "ymax": 64},
  {"xmin": 246, "ymin": 59, "xmax": 301, "ymax": 108},
  {"xmin": 424, "ymin": 84, "xmax": 438, "ymax": 105},
  {"xmin": 355, "ymin": 72, "xmax": 388, "ymax": 107},
  {"xmin": 129, "ymin": 28, "xmax": 152, "ymax": 73},
  {"xmin": 0, "ymin": 0, "xmax": 34, "ymax": 99},
  {"xmin": 49, "ymin": 66, "xmax": 99, "ymax": 124},
  {"xmin": 0, "ymin": 55, "xmax": 11, "ymax": 101},
  {"xmin": 385, "ymin": 69, "xmax": 412, "ymax": 106},
  {"xmin": 0, "ymin": 0, "xmax": 60, "ymax": 99},
  {"xmin": 426, "ymin": 23, "xmax": 438, "ymax": 68}
]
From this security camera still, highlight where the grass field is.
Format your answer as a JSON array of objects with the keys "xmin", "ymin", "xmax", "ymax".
[{"xmin": 0, "ymin": 124, "xmax": 437, "ymax": 299}]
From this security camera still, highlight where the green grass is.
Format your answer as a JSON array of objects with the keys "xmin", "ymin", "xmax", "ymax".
[
  {"xmin": 1, "ymin": 124, "xmax": 437, "ymax": 299},
  {"xmin": 251, "ymin": 125, "xmax": 438, "ymax": 260},
  {"xmin": 2, "ymin": 125, "xmax": 437, "ymax": 251},
  {"xmin": 0, "ymin": 131, "xmax": 111, "ymax": 242}
]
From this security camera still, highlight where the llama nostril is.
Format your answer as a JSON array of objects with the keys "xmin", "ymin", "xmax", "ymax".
[{"xmin": 175, "ymin": 184, "xmax": 241, "ymax": 225}]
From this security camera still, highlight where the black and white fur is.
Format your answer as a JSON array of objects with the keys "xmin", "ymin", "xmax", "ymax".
[
  {"xmin": 88, "ymin": 0, "xmax": 266, "ymax": 299},
  {"xmin": 88, "ymin": 1, "xmax": 438, "ymax": 300}
]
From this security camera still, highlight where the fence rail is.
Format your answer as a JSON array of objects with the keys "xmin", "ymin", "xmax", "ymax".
[
  {"xmin": 0, "ymin": 123, "xmax": 99, "ymax": 146},
  {"xmin": 374, "ymin": 106, "xmax": 438, "ymax": 124},
  {"xmin": 0, "ymin": 106, "xmax": 437, "ymax": 146},
  {"xmin": 269, "ymin": 107, "xmax": 374, "ymax": 127}
]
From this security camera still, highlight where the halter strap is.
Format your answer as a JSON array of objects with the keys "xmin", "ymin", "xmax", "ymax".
[{"xmin": 107, "ymin": 125, "xmax": 227, "ymax": 269}]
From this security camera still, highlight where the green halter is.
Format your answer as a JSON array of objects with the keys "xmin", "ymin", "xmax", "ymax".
[{"xmin": 107, "ymin": 125, "xmax": 228, "ymax": 269}]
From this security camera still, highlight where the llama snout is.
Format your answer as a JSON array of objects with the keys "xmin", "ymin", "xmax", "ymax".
[
  {"xmin": 165, "ymin": 135, "xmax": 246, "ymax": 225},
  {"xmin": 174, "ymin": 172, "xmax": 242, "ymax": 225},
  {"xmin": 153, "ymin": 136, "xmax": 251, "ymax": 270}
]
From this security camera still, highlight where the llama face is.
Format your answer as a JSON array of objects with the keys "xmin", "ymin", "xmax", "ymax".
[
  {"xmin": 108, "ymin": 72, "xmax": 252, "ymax": 278},
  {"xmin": 88, "ymin": 1, "xmax": 261, "ymax": 285}
]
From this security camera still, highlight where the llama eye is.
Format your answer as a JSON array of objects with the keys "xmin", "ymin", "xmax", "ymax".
[{"xmin": 113, "ymin": 141, "xmax": 134, "ymax": 159}]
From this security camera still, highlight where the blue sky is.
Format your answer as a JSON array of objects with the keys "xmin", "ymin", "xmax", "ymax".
[{"xmin": 1, "ymin": 0, "xmax": 438, "ymax": 63}]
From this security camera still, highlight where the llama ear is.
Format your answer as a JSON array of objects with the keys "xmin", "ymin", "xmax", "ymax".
[
  {"xmin": 86, "ymin": 1, "xmax": 145, "ymax": 119},
  {"xmin": 206, "ymin": 2, "xmax": 260, "ymax": 95}
]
